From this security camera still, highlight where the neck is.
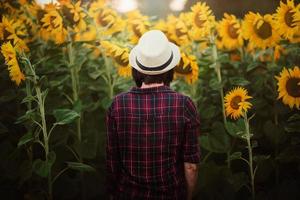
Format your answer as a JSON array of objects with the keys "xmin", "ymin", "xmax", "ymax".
[{"xmin": 141, "ymin": 82, "xmax": 164, "ymax": 88}]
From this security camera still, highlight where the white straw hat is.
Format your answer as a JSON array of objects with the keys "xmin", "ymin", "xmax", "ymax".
[{"xmin": 129, "ymin": 30, "xmax": 181, "ymax": 75}]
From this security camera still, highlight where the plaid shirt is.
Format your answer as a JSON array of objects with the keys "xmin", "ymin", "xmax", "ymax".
[{"xmin": 105, "ymin": 85, "xmax": 200, "ymax": 200}]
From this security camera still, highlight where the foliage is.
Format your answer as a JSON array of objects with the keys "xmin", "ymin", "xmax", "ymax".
[{"xmin": 0, "ymin": 0, "xmax": 300, "ymax": 199}]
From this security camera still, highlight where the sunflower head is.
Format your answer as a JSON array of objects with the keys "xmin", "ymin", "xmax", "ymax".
[
  {"xmin": 61, "ymin": 1, "xmax": 87, "ymax": 32},
  {"xmin": 127, "ymin": 10, "xmax": 151, "ymax": 44},
  {"xmin": 74, "ymin": 25, "xmax": 97, "ymax": 42},
  {"xmin": 188, "ymin": 2, "xmax": 215, "ymax": 40},
  {"xmin": 224, "ymin": 87, "xmax": 252, "ymax": 120},
  {"xmin": 40, "ymin": 6, "xmax": 68, "ymax": 44},
  {"xmin": 95, "ymin": 7, "xmax": 125, "ymax": 35},
  {"xmin": 1, "ymin": 41, "xmax": 25, "ymax": 86},
  {"xmin": 88, "ymin": 0, "xmax": 107, "ymax": 15},
  {"xmin": 166, "ymin": 15, "xmax": 190, "ymax": 46},
  {"xmin": 276, "ymin": 66, "xmax": 300, "ymax": 109},
  {"xmin": 242, "ymin": 12, "xmax": 280, "ymax": 49},
  {"xmin": 275, "ymin": 0, "xmax": 299, "ymax": 40},
  {"xmin": 1, "ymin": 16, "xmax": 29, "ymax": 52},
  {"xmin": 218, "ymin": 13, "xmax": 243, "ymax": 50},
  {"xmin": 174, "ymin": 52, "xmax": 199, "ymax": 84},
  {"xmin": 101, "ymin": 40, "xmax": 131, "ymax": 77}
]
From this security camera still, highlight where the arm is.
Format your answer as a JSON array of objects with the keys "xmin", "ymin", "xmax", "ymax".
[
  {"xmin": 184, "ymin": 162, "xmax": 199, "ymax": 200},
  {"xmin": 183, "ymin": 97, "xmax": 201, "ymax": 200},
  {"xmin": 105, "ymin": 102, "xmax": 120, "ymax": 195}
]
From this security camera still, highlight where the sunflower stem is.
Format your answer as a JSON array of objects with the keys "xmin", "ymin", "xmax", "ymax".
[
  {"xmin": 244, "ymin": 113, "xmax": 255, "ymax": 200},
  {"xmin": 211, "ymin": 36, "xmax": 231, "ymax": 168},
  {"xmin": 103, "ymin": 54, "xmax": 115, "ymax": 99},
  {"xmin": 67, "ymin": 39, "xmax": 86, "ymax": 200},
  {"xmin": 24, "ymin": 55, "xmax": 53, "ymax": 200}
]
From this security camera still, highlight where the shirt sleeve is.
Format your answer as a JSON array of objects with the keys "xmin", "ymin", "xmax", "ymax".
[
  {"xmin": 183, "ymin": 96, "xmax": 201, "ymax": 163},
  {"xmin": 105, "ymin": 100, "xmax": 120, "ymax": 194}
]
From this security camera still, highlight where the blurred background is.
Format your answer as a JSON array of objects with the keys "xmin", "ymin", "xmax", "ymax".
[{"xmin": 37, "ymin": 0, "xmax": 280, "ymax": 18}]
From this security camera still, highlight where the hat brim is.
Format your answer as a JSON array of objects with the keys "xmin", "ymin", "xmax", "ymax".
[{"xmin": 129, "ymin": 42, "xmax": 181, "ymax": 75}]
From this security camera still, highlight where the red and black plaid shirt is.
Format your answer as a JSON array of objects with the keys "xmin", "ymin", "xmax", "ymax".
[{"xmin": 105, "ymin": 85, "xmax": 200, "ymax": 199}]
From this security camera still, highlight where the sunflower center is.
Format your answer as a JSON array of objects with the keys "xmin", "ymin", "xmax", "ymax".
[
  {"xmin": 194, "ymin": 13, "xmax": 206, "ymax": 28},
  {"xmin": 132, "ymin": 23, "xmax": 143, "ymax": 37},
  {"xmin": 228, "ymin": 23, "xmax": 239, "ymax": 39},
  {"xmin": 50, "ymin": 16, "xmax": 59, "ymax": 28},
  {"xmin": 114, "ymin": 53, "xmax": 129, "ymax": 67},
  {"xmin": 254, "ymin": 20, "xmax": 272, "ymax": 39},
  {"xmin": 286, "ymin": 78, "xmax": 300, "ymax": 97},
  {"xmin": 284, "ymin": 9, "xmax": 296, "ymax": 28},
  {"xmin": 175, "ymin": 27, "xmax": 186, "ymax": 38},
  {"xmin": 230, "ymin": 96, "xmax": 242, "ymax": 110},
  {"xmin": 3, "ymin": 29, "xmax": 11, "ymax": 39},
  {"xmin": 62, "ymin": 6, "xmax": 74, "ymax": 24},
  {"xmin": 97, "ymin": 12, "xmax": 113, "ymax": 28},
  {"xmin": 174, "ymin": 59, "xmax": 192, "ymax": 74}
]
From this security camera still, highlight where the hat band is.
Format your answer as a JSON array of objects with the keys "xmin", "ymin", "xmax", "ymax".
[{"xmin": 136, "ymin": 51, "xmax": 173, "ymax": 72}]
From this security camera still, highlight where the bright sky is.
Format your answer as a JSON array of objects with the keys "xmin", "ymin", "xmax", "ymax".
[{"xmin": 36, "ymin": 0, "xmax": 58, "ymax": 4}]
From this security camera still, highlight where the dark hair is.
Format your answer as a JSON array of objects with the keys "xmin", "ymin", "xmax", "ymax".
[{"xmin": 132, "ymin": 68, "xmax": 174, "ymax": 87}]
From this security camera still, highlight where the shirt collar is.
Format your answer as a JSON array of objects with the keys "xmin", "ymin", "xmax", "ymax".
[{"xmin": 130, "ymin": 85, "xmax": 173, "ymax": 94}]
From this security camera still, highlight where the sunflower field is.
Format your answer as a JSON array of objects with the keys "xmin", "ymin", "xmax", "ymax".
[{"xmin": 0, "ymin": 0, "xmax": 300, "ymax": 199}]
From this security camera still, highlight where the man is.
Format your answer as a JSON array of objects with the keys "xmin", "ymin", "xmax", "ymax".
[{"xmin": 106, "ymin": 30, "xmax": 200, "ymax": 200}]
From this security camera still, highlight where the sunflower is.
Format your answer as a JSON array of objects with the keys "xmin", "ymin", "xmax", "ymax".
[
  {"xmin": 127, "ymin": 10, "xmax": 151, "ymax": 44},
  {"xmin": 61, "ymin": 1, "xmax": 87, "ymax": 32},
  {"xmin": 276, "ymin": 66, "xmax": 300, "ymax": 109},
  {"xmin": 1, "ymin": 16, "xmax": 29, "ymax": 52},
  {"xmin": 224, "ymin": 87, "xmax": 252, "ymax": 120},
  {"xmin": 40, "ymin": 5, "xmax": 68, "ymax": 44},
  {"xmin": 242, "ymin": 12, "xmax": 280, "ymax": 50},
  {"xmin": 1, "ymin": 42, "xmax": 25, "ymax": 86},
  {"xmin": 101, "ymin": 41, "xmax": 131, "ymax": 77},
  {"xmin": 174, "ymin": 52, "xmax": 199, "ymax": 84},
  {"xmin": 218, "ymin": 13, "xmax": 243, "ymax": 50},
  {"xmin": 275, "ymin": 0, "xmax": 300, "ymax": 41},
  {"xmin": 152, "ymin": 19, "xmax": 168, "ymax": 34},
  {"xmin": 290, "ymin": 32, "xmax": 300, "ymax": 43},
  {"xmin": 74, "ymin": 24, "xmax": 97, "ymax": 42},
  {"xmin": 188, "ymin": 2, "xmax": 215, "ymax": 40},
  {"xmin": 166, "ymin": 14, "xmax": 191, "ymax": 46},
  {"xmin": 93, "ymin": 7, "xmax": 125, "ymax": 36},
  {"xmin": 88, "ymin": 0, "xmax": 107, "ymax": 15},
  {"xmin": 215, "ymin": 35, "xmax": 224, "ymax": 50},
  {"xmin": 0, "ymin": 22, "xmax": 4, "ymax": 40}
]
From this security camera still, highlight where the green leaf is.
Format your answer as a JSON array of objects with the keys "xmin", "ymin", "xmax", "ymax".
[
  {"xmin": 32, "ymin": 159, "xmax": 48, "ymax": 177},
  {"xmin": 225, "ymin": 119, "xmax": 246, "ymax": 139},
  {"xmin": 209, "ymin": 78, "xmax": 222, "ymax": 91},
  {"xmin": 53, "ymin": 109, "xmax": 80, "ymax": 125},
  {"xmin": 246, "ymin": 62, "xmax": 260, "ymax": 72},
  {"xmin": 101, "ymin": 97, "xmax": 113, "ymax": 110},
  {"xmin": 17, "ymin": 132, "xmax": 34, "ymax": 147},
  {"xmin": 287, "ymin": 114, "xmax": 300, "ymax": 122},
  {"xmin": 229, "ymin": 152, "xmax": 242, "ymax": 161},
  {"xmin": 66, "ymin": 162, "xmax": 95, "ymax": 172},
  {"xmin": 200, "ymin": 122, "xmax": 231, "ymax": 153},
  {"xmin": 15, "ymin": 109, "xmax": 37, "ymax": 124},
  {"xmin": 73, "ymin": 100, "xmax": 83, "ymax": 113},
  {"xmin": 285, "ymin": 114, "xmax": 300, "ymax": 133},
  {"xmin": 21, "ymin": 95, "xmax": 36, "ymax": 104},
  {"xmin": 32, "ymin": 152, "xmax": 56, "ymax": 177}
]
